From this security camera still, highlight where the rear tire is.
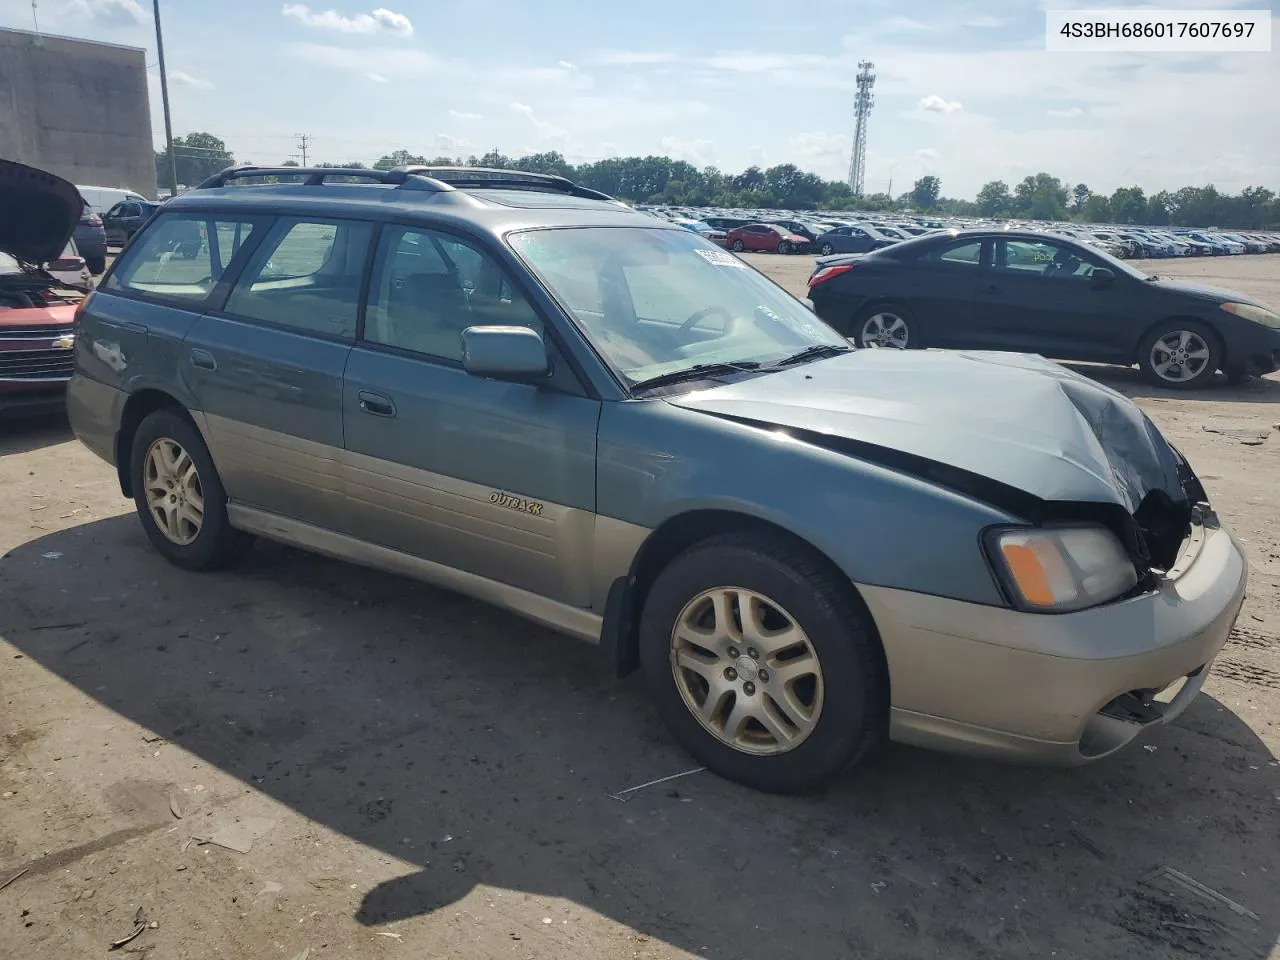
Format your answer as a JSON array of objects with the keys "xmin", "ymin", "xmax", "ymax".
[
  {"xmin": 777, "ymin": 241, "xmax": 791, "ymax": 255},
  {"xmin": 731, "ymin": 240, "xmax": 744, "ymax": 252},
  {"xmin": 130, "ymin": 409, "xmax": 252, "ymax": 571},
  {"xmin": 1137, "ymin": 320, "xmax": 1221, "ymax": 390},
  {"xmin": 820, "ymin": 243, "xmax": 834, "ymax": 256},
  {"xmin": 639, "ymin": 532, "xmax": 888, "ymax": 794},
  {"xmin": 86, "ymin": 256, "xmax": 106, "ymax": 275}
]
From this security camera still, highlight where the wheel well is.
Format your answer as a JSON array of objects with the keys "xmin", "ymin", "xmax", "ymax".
[
  {"xmin": 1133, "ymin": 316, "xmax": 1227, "ymax": 366},
  {"xmin": 608, "ymin": 509, "xmax": 870, "ymax": 677},
  {"xmin": 115, "ymin": 389, "xmax": 189, "ymax": 496}
]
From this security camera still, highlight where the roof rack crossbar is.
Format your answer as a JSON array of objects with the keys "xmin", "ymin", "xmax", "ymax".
[
  {"xmin": 194, "ymin": 164, "xmax": 453, "ymax": 191},
  {"xmin": 194, "ymin": 164, "xmax": 618, "ymax": 202}
]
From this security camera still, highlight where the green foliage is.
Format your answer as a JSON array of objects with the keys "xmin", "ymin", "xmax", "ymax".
[
  {"xmin": 910, "ymin": 175, "xmax": 941, "ymax": 210},
  {"xmin": 1108, "ymin": 186, "xmax": 1147, "ymax": 223},
  {"xmin": 976, "ymin": 180, "xmax": 1014, "ymax": 218},
  {"xmin": 154, "ymin": 132, "xmax": 234, "ymax": 188},
  {"xmin": 1014, "ymin": 173, "xmax": 1069, "ymax": 221}
]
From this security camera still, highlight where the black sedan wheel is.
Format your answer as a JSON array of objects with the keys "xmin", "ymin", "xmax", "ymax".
[
  {"xmin": 777, "ymin": 241, "xmax": 791, "ymax": 255},
  {"xmin": 820, "ymin": 243, "xmax": 834, "ymax": 255},
  {"xmin": 854, "ymin": 304, "xmax": 914, "ymax": 349},
  {"xmin": 1137, "ymin": 321, "xmax": 1220, "ymax": 389}
]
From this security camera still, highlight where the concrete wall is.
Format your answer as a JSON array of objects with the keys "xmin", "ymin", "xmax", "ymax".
[{"xmin": 0, "ymin": 28, "xmax": 157, "ymax": 200}]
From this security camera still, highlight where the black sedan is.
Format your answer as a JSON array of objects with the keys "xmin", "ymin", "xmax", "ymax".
[
  {"xmin": 813, "ymin": 223, "xmax": 900, "ymax": 256},
  {"xmin": 807, "ymin": 229, "xmax": 1280, "ymax": 388}
]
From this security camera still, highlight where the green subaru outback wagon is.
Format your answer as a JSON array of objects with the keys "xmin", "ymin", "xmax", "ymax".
[{"xmin": 62, "ymin": 165, "xmax": 1247, "ymax": 792}]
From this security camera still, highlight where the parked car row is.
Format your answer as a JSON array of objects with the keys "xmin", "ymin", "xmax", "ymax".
[{"xmin": 638, "ymin": 203, "xmax": 1280, "ymax": 260}]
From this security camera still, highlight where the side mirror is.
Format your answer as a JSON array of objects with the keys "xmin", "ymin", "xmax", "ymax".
[
  {"xmin": 461, "ymin": 325, "xmax": 551, "ymax": 383},
  {"xmin": 1092, "ymin": 267, "xmax": 1116, "ymax": 288}
]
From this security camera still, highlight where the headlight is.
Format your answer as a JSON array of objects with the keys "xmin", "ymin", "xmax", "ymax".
[
  {"xmin": 986, "ymin": 525, "xmax": 1138, "ymax": 613},
  {"xmin": 1221, "ymin": 302, "xmax": 1280, "ymax": 327}
]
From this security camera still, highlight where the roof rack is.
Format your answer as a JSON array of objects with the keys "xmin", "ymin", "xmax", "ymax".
[{"xmin": 194, "ymin": 164, "xmax": 618, "ymax": 202}]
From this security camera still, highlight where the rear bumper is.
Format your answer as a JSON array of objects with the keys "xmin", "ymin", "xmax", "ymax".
[
  {"xmin": 66, "ymin": 373, "xmax": 126, "ymax": 467},
  {"xmin": 862, "ymin": 515, "xmax": 1247, "ymax": 764}
]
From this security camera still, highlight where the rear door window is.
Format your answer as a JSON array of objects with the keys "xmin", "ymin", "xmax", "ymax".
[
  {"xmin": 106, "ymin": 213, "xmax": 262, "ymax": 302},
  {"xmin": 223, "ymin": 218, "xmax": 375, "ymax": 341}
]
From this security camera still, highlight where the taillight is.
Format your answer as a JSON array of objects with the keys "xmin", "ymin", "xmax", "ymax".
[
  {"xmin": 86, "ymin": 214, "xmax": 102, "ymax": 226},
  {"xmin": 808, "ymin": 263, "xmax": 856, "ymax": 287}
]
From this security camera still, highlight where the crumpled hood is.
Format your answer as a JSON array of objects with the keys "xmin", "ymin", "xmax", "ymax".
[
  {"xmin": 666, "ymin": 348, "xmax": 1188, "ymax": 515},
  {"xmin": 0, "ymin": 159, "xmax": 83, "ymax": 264}
]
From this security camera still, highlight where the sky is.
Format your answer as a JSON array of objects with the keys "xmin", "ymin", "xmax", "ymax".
[{"xmin": 2, "ymin": 0, "xmax": 1278, "ymax": 198}]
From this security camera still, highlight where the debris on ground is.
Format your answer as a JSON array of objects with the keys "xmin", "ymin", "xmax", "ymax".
[
  {"xmin": 190, "ymin": 817, "xmax": 276, "ymax": 855},
  {"xmin": 288, "ymin": 950, "xmax": 311, "ymax": 960},
  {"xmin": 1070, "ymin": 829, "xmax": 1107, "ymax": 860},
  {"xmin": 1201, "ymin": 425, "xmax": 1269, "ymax": 445},
  {"xmin": 374, "ymin": 931, "xmax": 403, "ymax": 941},
  {"xmin": 108, "ymin": 907, "xmax": 149, "ymax": 950},
  {"xmin": 608, "ymin": 766, "xmax": 706, "ymax": 802},
  {"xmin": 168, "ymin": 793, "xmax": 184, "ymax": 819},
  {"xmin": 1141, "ymin": 866, "xmax": 1259, "ymax": 921},
  {"xmin": 0, "ymin": 866, "xmax": 29, "ymax": 893}
]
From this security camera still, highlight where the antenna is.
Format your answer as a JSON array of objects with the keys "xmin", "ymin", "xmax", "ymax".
[{"xmin": 848, "ymin": 60, "xmax": 876, "ymax": 197}]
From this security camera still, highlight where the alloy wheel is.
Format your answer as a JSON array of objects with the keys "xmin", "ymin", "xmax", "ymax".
[
  {"xmin": 670, "ymin": 587, "xmax": 825, "ymax": 756},
  {"xmin": 144, "ymin": 437, "xmax": 205, "ymax": 545},
  {"xmin": 861, "ymin": 312, "xmax": 910, "ymax": 348},
  {"xmin": 1149, "ymin": 330, "xmax": 1211, "ymax": 383}
]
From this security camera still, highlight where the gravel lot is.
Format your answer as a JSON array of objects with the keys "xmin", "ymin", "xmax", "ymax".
[{"xmin": 2, "ymin": 254, "xmax": 1278, "ymax": 960}]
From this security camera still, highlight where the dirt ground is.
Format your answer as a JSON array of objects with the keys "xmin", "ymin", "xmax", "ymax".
[{"xmin": 2, "ymin": 254, "xmax": 1278, "ymax": 960}]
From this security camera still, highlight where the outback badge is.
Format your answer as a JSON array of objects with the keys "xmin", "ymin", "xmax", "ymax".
[{"xmin": 489, "ymin": 491, "xmax": 544, "ymax": 516}]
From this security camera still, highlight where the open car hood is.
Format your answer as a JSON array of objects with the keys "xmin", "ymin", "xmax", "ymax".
[
  {"xmin": 0, "ymin": 159, "xmax": 83, "ymax": 264},
  {"xmin": 667, "ymin": 349, "xmax": 1199, "ymax": 567}
]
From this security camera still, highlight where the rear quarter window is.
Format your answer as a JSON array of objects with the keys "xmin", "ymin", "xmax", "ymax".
[{"xmin": 105, "ymin": 213, "xmax": 262, "ymax": 302}]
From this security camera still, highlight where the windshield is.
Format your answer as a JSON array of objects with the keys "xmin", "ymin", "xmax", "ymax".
[{"xmin": 508, "ymin": 226, "xmax": 847, "ymax": 388}]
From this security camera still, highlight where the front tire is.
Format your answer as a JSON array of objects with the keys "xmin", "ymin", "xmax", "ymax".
[
  {"xmin": 777, "ymin": 241, "xmax": 791, "ymax": 255},
  {"xmin": 130, "ymin": 409, "xmax": 252, "ymax": 570},
  {"xmin": 820, "ymin": 243, "xmax": 834, "ymax": 255},
  {"xmin": 731, "ymin": 240, "xmax": 744, "ymax": 252},
  {"xmin": 639, "ymin": 532, "xmax": 888, "ymax": 793},
  {"xmin": 854, "ymin": 303, "xmax": 915, "ymax": 349},
  {"xmin": 1137, "ymin": 320, "xmax": 1221, "ymax": 389}
]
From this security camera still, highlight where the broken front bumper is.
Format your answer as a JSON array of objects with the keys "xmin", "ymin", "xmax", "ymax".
[{"xmin": 860, "ymin": 512, "xmax": 1247, "ymax": 764}]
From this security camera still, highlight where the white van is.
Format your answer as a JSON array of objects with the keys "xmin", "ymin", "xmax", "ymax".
[{"xmin": 76, "ymin": 185, "xmax": 149, "ymax": 213}]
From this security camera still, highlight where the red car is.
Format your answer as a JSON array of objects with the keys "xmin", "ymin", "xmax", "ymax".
[
  {"xmin": 1, "ymin": 159, "xmax": 86, "ymax": 417},
  {"xmin": 725, "ymin": 223, "xmax": 810, "ymax": 254}
]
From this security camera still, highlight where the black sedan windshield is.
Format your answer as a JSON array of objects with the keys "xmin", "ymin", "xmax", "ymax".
[{"xmin": 509, "ymin": 227, "xmax": 847, "ymax": 387}]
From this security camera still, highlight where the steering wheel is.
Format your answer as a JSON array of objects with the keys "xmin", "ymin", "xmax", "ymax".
[{"xmin": 678, "ymin": 305, "xmax": 734, "ymax": 336}]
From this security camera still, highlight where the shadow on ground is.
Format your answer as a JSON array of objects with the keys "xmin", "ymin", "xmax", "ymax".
[
  {"xmin": 0, "ymin": 412, "xmax": 72, "ymax": 456},
  {"xmin": 1065, "ymin": 364, "xmax": 1280, "ymax": 405},
  {"xmin": 3, "ymin": 516, "xmax": 1277, "ymax": 959}
]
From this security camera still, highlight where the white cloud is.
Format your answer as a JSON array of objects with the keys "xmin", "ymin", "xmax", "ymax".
[
  {"xmin": 590, "ymin": 50, "xmax": 682, "ymax": 66},
  {"xmin": 558, "ymin": 60, "xmax": 578, "ymax": 71},
  {"xmin": 281, "ymin": 3, "xmax": 413, "ymax": 36},
  {"xmin": 510, "ymin": 102, "xmax": 566, "ymax": 140},
  {"xmin": 367, "ymin": 72, "xmax": 389, "ymax": 82},
  {"xmin": 886, "ymin": 16, "xmax": 930, "ymax": 31},
  {"xmin": 919, "ymin": 94, "xmax": 964, "ymax": 114},
  {"xmin": 67, "ymin": 0, "xmax": 146, "ymax": 27},
  {"xmin": 964, "ymin": 15, "xmax": 1009, "ymax": 28},
  {"xmin": 659, "ymin": 136, "xmax": 716, "ymax": 167},
  {"xmin": 448, "ymin": 109, "xmax": 483, "ymax": 120},
  {"xmin": 1048, "ymin": 106, "xmax": 1084, "ymax": 117},
  {"xmin": 170, "ymin": 71, "xmax": 214, "ymax": 90},
  {"xmin": 915, "ymin": 148, "xmax": 940, "ymax": 161}
]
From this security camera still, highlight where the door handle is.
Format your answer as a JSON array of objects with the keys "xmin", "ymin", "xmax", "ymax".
[
  {"xmin": 357, "ymin": 390, "xmax": 397, "ymax": 418},
  {"xmin": 190, "ymin": 348, "xmax": 217, "ymax": 371}
]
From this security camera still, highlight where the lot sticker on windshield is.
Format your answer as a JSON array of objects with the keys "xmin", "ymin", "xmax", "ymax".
[{"xmin": 695, "ymin": 248, "xmax": 747, "ymax": 268}]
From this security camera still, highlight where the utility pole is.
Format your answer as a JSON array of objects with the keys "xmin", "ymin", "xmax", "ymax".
[
  {"xmin": 153, "ymin": 0, "xmax": 178, "ymax": 197},
  {"xmin": 847, "ymin": 60, "xmax": 876, "ymax": 197},
  {"xmin": 31, "ymin": 1, "xmax": 39, "ymax": 32},
  {"xmin": 295, "ymin": 134, "xmax": 311, "ymax": 167}
]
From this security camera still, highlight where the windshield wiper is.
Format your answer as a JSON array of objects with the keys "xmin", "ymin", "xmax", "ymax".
[
  {"xmin": 630, "ymin": 361, "xmax": 762, "ymax": 392},
  {"xmin": 769, "ymin": 344, "xmax": 852, "ymax": 368}
]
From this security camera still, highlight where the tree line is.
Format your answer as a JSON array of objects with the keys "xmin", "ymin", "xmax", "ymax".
[{"xmin": 156, "ymin": 134, "xmax": 1280, "ymax": 230}]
